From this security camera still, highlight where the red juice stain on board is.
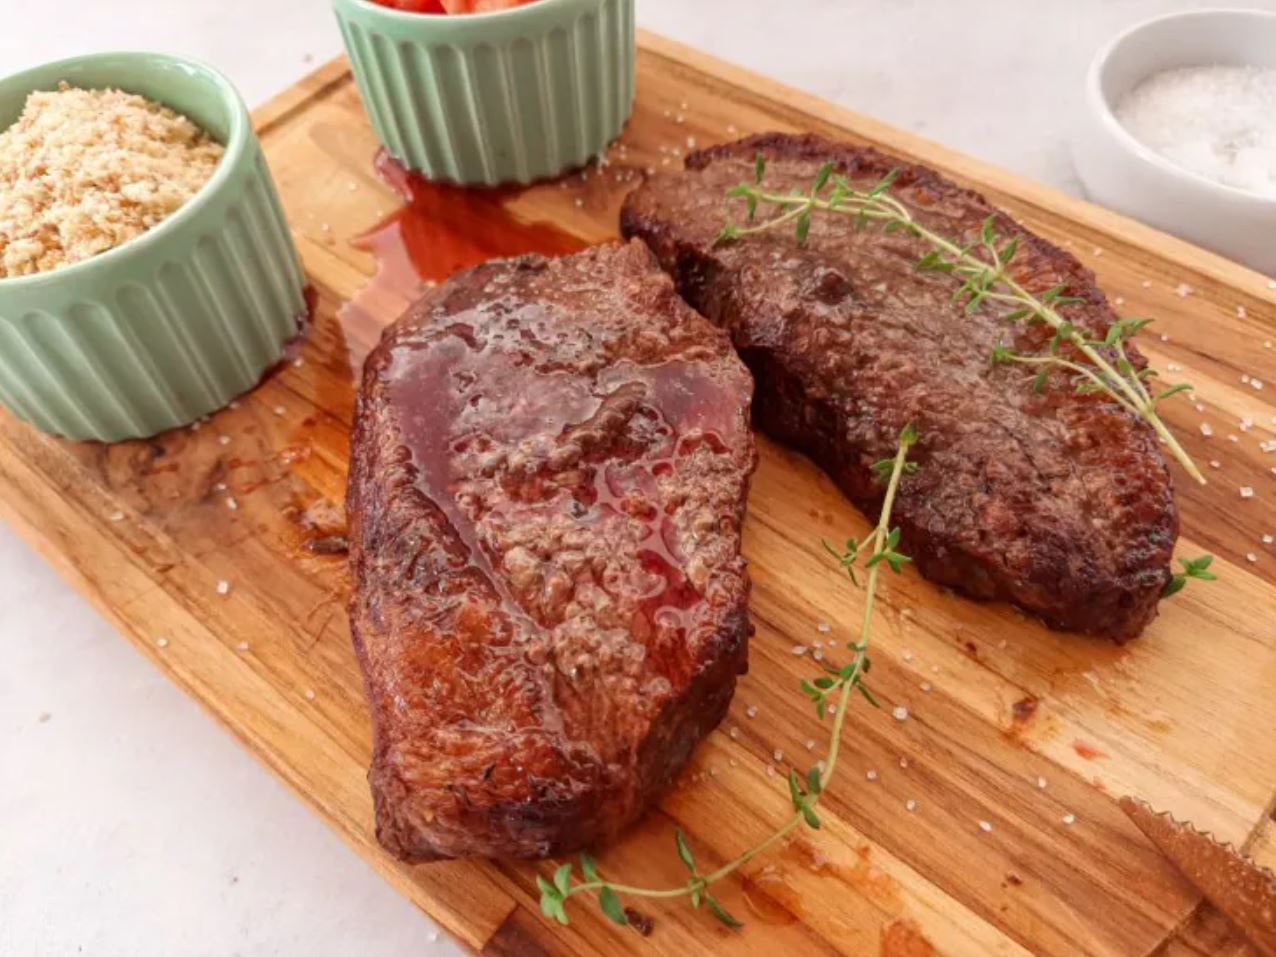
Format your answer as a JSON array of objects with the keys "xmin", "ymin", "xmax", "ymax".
[
  {"xmin": 1073, "ymin": 739, "xmax": 1107, "ymax": 760},
  {"xmin": 337, "ymin": 149, "xmax": 587, "ymax": 365},
  {"xmin": 879, "ymin": 919, "xmax": 936, "ymax": 957},
  {"xmin": 1011, "ymin": 695, "xmax": 1040, "ymax": 723}
]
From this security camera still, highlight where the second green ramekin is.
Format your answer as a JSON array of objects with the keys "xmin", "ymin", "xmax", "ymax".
[
  {"xmin": 0, "ymin": 52, "xmax": 306, "ymax": 442},
  {"xmin": 333, "ymin": 0, "xmax": 636, "ymax": 185}
]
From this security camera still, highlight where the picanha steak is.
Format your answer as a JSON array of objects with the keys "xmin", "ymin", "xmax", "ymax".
[
  {"xmin": 346, "ymin": 240, "xmax": 757, "ymax": 860},
  {"xmin": 621, "ymin": 132, "xmax": 1179, "ymax": 641}
]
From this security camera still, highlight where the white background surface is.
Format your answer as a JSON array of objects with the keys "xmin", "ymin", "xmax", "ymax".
[{"xmin": 2, "ymin": 2, "xmax": 1272, "ymax": 955}]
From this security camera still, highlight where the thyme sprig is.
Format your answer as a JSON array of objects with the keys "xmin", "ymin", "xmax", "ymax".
[
  {"xmin": 716, "ymin": 157, "xmax": 1206, "ymax": 486},
  {"xmin": 1162, "ymin": 554, "xmax": 1216, "ymax": 597},
  {"xmin": 536, "ymin": 424, "xmax": 920, "ymax": 930}
]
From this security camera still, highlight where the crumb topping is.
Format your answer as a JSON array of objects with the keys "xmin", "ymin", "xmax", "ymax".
[{"xmin": 0, "ymin": 83, "xmax": 224, "ymax": 278}]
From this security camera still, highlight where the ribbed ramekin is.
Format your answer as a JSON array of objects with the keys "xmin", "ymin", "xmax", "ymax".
[
  {"xmin": 333, "ymin": 0, "xmax": 636, "ymax": 185},
  {"xmin": 0, "ymin": 52, "xmax": 307, "ymax": 442}
]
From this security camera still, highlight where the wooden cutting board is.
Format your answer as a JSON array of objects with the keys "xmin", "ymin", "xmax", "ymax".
[{"xmin": 4, "ymin": 32, "xmax": 1275, "ymax": 957}]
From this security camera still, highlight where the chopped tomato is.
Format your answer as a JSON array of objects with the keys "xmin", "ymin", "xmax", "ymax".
[
  {"xmin": 371, "ymin": 0, "xmax": 446, "ymax": 12},
  {"xmin": 448, "ymin": 0, "xmax": 538, "ymax": 9},
  {"xmin": 372, "ymin": 0, "xmax": 538, "ymax": 13}
]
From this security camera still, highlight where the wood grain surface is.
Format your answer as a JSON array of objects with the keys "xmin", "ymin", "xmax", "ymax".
[{"xmin": 3, "ymin": 33, "xmax": 1275, "ymax": 957}]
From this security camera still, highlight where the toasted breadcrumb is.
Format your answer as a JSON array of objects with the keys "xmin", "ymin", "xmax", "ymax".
[{"xmin": 0, "ymin": 83, "xmax": 224, "ymax": 278}]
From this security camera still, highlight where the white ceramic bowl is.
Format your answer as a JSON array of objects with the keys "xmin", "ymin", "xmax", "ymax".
[{"xmin": 1072, "ymin": 8, "xmax": 1276, "ymax": 275}]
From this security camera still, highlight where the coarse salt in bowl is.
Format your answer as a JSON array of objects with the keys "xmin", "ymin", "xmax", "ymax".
[
  {"xmin": 1072, "ymin": 8, "xmax": 1276, "ymax": 276},
  {"xmin": 1114, "ymin": 65, "xmax": 1276, "ymax": 199}
]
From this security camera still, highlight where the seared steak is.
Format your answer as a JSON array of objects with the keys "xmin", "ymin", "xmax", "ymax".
[
  {"xmin": 621, "ymin": 133, "xmax": 1178, "ymax": 640},
  {"xmin": 347, "ymin": 240, "xmax": 756, "ymax": 860}
]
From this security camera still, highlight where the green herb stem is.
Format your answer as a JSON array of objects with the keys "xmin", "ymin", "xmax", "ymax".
[{"xmin": 731, "ymin": 181, "xmax": 1206, "ymax": 486}]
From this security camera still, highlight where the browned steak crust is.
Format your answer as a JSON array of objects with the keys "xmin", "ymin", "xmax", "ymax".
[
  {"xmin": 621, "ymin": 133, "xmax": 1178, "ymax": 641},
  {"xmin": 346, "ymin": 240, "xmax": 757, "ymax": 860}
]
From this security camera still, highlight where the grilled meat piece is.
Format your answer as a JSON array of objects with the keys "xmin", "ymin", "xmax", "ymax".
[
  {"xmin": 347, "ymin": 240, "xmax": 756, "ymax": 860},
  {"xmin": 621, "ymin": 132, "xmax": 1178, "ymax": 640}
]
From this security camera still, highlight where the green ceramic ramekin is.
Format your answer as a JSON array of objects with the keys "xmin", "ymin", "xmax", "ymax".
[
  {"xmin": 0, "ymin": 52, "xmax": 306, "ymax": 442},
  {"xmin": 333, "ymin": 0, "xmax": 635, "ymax": 185}
]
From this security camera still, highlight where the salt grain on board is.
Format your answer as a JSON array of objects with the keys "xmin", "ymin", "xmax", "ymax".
[
  {"xmin": 979, "ymin": 820, "xmax": 993, "ymax": 833},
  {"xmin": 892, "ymin": 705, "xmax": 909, "ymax": 721}
]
